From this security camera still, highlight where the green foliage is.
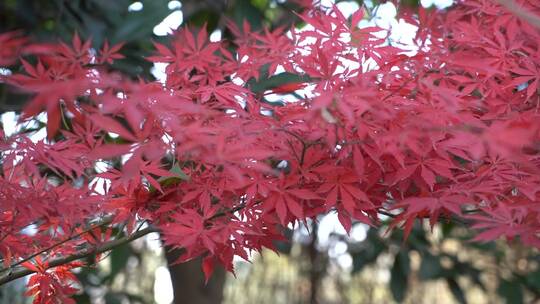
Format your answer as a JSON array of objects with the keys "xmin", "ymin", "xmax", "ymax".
[
  {"xmin": 273, "ymin": 227, "xmax": 294, "ymax": 255},
  {"xmin": 348, "ymin": 221, "xmax": 538, "ymax": 303},
  {"xmin": 158, "ymin": 164, "xmax": 190, "ymax": 187},
  {"xmin": 390, "ymin": 251, "xmax": 410, "ymax": 302},
  {"xmin": 106, "ymin": 243, "xmax": 133, "ymax": 283},
  {"xmin": 232, "ymin": 0, "xmax": 265, "ymax": 30},
  {"xmin": 351, "ymin": 229, "xmax": 387, "ymax": 273},
  {"xmin": 251, "ymin": 0, "xmax": 270, "ymax": 11},
  {"xmin": 526, "ymin": 269, "xmax": 540, "ymax": 291},
  {"xmin": 498, "ymin": 279, "xmax": 524, "ymax": 304},
  {"xmin": 72, "ymin": 242, "xmax": 152, "ymax": 304},
  {"xmin": 249, "ymin": 72, "xmax": 314, "ymax": 94},
  {"xmin": 418, "ymin": 252, "xmax": 443, "ymax": 281},
  {"xmin": 186, "ymin": 10, "xmax": 220, "ymax": 32},
  {"xmin": 0, "ymin": 0, "xmax": 172, "ymax": 113}
]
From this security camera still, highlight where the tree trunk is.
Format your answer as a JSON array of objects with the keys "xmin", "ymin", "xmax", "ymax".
[
  {"xmin": 164, "ymin": 248, "xmax": 226, "ymax": 304},
  {"xmin": 308, "ymin": 222, "xmax": 321, "ymax": 304}
]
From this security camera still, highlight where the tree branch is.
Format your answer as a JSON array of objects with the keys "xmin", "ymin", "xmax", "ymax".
[
  {"xmin": 498, "ymin": 0, "xmax": 540, "ymax": 29},
  {"xmin": 0, "ymin": 217, "xmax": 113, "ymax": 275},
  {"xmin": 377, "ymin": 209, "xmax": 471, "ymax": 226},
  {"xmin": 0, "ymin": 226, "xmax": 158, "ymax": 286},
  {"xmin": 0, "ymin": 201, "xmax": 250, "ymax": 286}
]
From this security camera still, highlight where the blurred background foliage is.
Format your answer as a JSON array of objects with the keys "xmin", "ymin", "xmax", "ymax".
[
  {"xmin": 224, "ymin": 218, "xmax": 540, "ymax": 304},
  {"xmin": 2, "ymin": 217, "xmax": 538, "ymax": 303},
  {"xmin": 0, "ymin": 0, "xmax": 539, "ymax": 303}
]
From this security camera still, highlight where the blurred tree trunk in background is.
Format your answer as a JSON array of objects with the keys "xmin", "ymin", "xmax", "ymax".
[
  {"xmin": 165, "ymin": 248, "xmax": 226, "ymax": 304},
  {"xmin": 308, "ymin": 222, "xmax": 322, "ymax": 304},
  {"xmin": 164, "ymin": 3, "xmax": 229, "ymax": 301}
]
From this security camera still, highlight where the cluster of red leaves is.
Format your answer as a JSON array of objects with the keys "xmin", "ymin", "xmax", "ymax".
[
  {"xmin": 1, "ymin": 0, "xmax": 540, "ymax": 302},
  {"xmin": 21, "ymin": 258, "xmax": 81, "ymax": 304}
]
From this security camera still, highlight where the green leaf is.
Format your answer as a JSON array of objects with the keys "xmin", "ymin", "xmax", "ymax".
[
  {"xmin": 185, "ymin": 10, "xmax": 219, "ymax": 31},
  {"xmin": 111, "ymin": 0, "xmax": 170, "ymax": 43},
  {"xmin": 498, "ymin": 279, "xmax": 524, "ymax": 304},
  {"xmin": 446, "ymin": 278, "xmax": 467, "ymax": 304},
  {"xmin": 248, "ymin": 72, "xmax": 313, "ymax": 93},
  {"xmin": 418, "ymin": 253, "xmax": 443, "ymax": 280},
  {"xmin": 273, "ymin": 227, "xmax": 293, "ymax": 255},
  {"xmin": 351, "ymin": 242, "xmax": 385, "ymax": 273},
  {"xmin": 526, "ymin": 270, "xmax": 540, "ymax": 290},
  {"xmin": 106, "ymin": 243, "xmax": 132, "ymax": 283},
  {"xmin": 75, "ymin": 264, "xmax": 103, "ymax": 287},
  {"xmin": 390, "ymin": 251, "xmax": 410, "ymax": 302},
  {"xmin": 454, "ymin": 259, "xmax": 485, "ymax": 291},
  {"xmin": 401, "ymin": 0, "xmax": 421, "ymax": 7},
  {"xmin": 157, "ymin": 164, "xmax": 190, "ymax": 188},
  {"xmin": 71, "ymin": 292, "xmax": 92, "ymax": 304},
  {"xmin": 440, "ymin": 221, "xmax": 455, "ymax": 238},
  {"xmin": 232, "ymin": 0, "xmax": 265, "ymax": 30},
  {"xmin": 251, "ymin": 0, "xmax": 269, "ymax": 10},
  {"xmin": 171, "ymin": 164, "xmax": 189, "ymax": 179},
  {"xmin": 170, "ymin": 164, "xmax": 190, "ymax": 180},
  {"xmin": 351, "ymin": 228, "xmax": 387, "ymax": 273}
]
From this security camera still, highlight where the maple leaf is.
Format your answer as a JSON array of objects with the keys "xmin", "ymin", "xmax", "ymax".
[
  {"xmin": 98, "ymin": 40, "xmax": 125, "ymax": 64},
  {"xmin": 56, "ymin": 32, "xmax": 93, "ymax": 66},
  {"xmin": 263, "ymin": 176, "xmax": 321, "ymax": 225},
  {"xmin": 510, "ymin": 59, "xmax": 540, "ymax": 100},
  {"xmin": 3, "ymin": 1, "xmax": 540, "ymax": 299},
  {"xmin": 467, "ymin": 205, "xmax": 531, "ymax": 243},
  {"xmin": 316, "ymin": 168, "xmax": 373, "ymax": 218}
]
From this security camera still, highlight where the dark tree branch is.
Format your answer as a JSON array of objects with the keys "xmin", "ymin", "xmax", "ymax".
[
  {"xmin": 0, "ymin": 226, "xmax": 158, "ymax": 285},
  {"xmin": 0, "ymin": 217, "xmax": 113, "ymax": 275},
  {"xmin": 0, "ymin": 199, "xmax": 250, "ymax": 286}
]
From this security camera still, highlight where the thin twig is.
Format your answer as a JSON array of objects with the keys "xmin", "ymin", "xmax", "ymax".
[
  {"xmin": 0, "ymin": 216, "xmax": 113, "ymax": 275},
  {"xmin": 377, "ymin": 209, "xmax": 471, "ymax": 226},
  {"xmin": 0, "ymin": 200, "xmax": 252, "ymax": 286},
  {"xmin": 0, "ymin": 226, "xmax": 158, "ymax": 285}
]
